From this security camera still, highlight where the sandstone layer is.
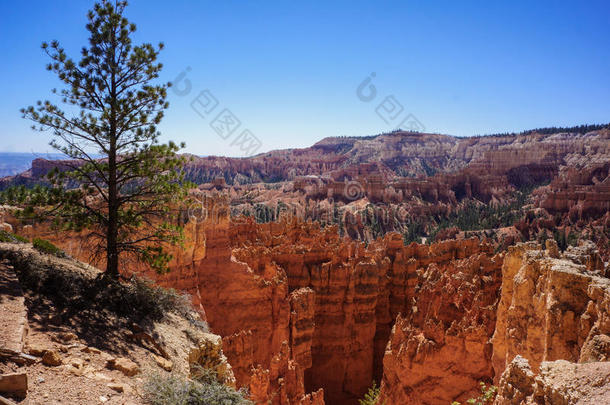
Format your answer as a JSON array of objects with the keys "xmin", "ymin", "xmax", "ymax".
[
  {"xmin": 489, "ymin": 240, "xmax": 610, "ymax": 405},
  {"xmin": 491, "ymin": 241, "xmax": 610, "ymax": 378},
  {"xmin": 378, "ymin": 246, "xmax": 503, "ymax": 404},
  {"xmin": 494, "ymin": 355, "xmax": 610, "ymax": 405},
  {"xmin": 23, "ymin": 197, "xmax": 508, "ymax": 404},
  {"xmin": 227, "ymin": 217, "xmax": 504, "ymax": 404}
]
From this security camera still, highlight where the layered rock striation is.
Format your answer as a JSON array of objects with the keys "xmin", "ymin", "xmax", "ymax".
[
  {"xmin": 378, "ymin": 244, "xmax": 504, "ymax": 404},
  {"xmin": 3, "ymin": 127, "xmax": 609, "ymax": 403},
  {"xmin": 491, "ymin": 240, "xmax": 610, "ymax": 404},
  {"xmin": 4, "ymin": 129, "xmax": 609, "ymax": 195},
  {"xmin": 67, "ymin": 196, "xmax": 499, "ymax": 404},
  {"xmin": 494, "ymin": 355, "xmax": 610, "ymax": 405},
  {"xmin": 10, "ymin": 200, "xmax": 610, "ymax": 404},
  {"xmin": 491, "ymin": 241, "xmax": 610, "ymax": 377},
  {"xmin": 538, "ymin": 162, "xmax": 610, "ymax": 218}
]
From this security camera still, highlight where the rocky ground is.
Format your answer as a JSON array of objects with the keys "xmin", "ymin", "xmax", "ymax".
[{"xmin": 0, "ymin": 244, "xmax": 235, "ymax": 405}]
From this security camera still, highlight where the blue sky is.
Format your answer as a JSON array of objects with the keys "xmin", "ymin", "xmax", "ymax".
[{"xmin": 1, "ymin": 0, "xmax": 609, "ymax": 156}]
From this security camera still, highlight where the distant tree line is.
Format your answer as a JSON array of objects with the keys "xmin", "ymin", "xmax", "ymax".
[
  {"xmin": 467, "ymin": 123, "xmax": 610, "ymax": 139},
  {"xmin": 337, "ymin": 123, "xmax": 608, "ymax": 142}
]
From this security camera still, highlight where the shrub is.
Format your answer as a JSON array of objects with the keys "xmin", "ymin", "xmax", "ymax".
[
  {"xmin": 120, "ymin": 277, "xmax": 193, "ymax": 321},
  {"xmin": 359, "ymin": 381, "xmax": 384, "ymax": 405},
  {"xmin": 14, "ymin": 234, "xmax": 29, "ymax": 243},
  {"xmin": 32, "ymin": 237, "xmax": 66, "ymax": 257},
  {"xmin": 189, "ymin": 363, "xmax": 224, "ymax": 385},
  {"xmin": 0, "ymin": 246, "xmax": 196, "ymax": 322},
  {"xmin": 0, "ymin": 230, "xmax": 28, "ymax": 243},
  {"xmin": 452, "ymin": 382, "xmax": 497, "ymax": 405},
  {"xmin": 76, "ymin": 275, "xmax": 195, "ymax": 322},
  {"xmin": 143, "ymin": 370, "xmax": 252, "ymax": 405}
]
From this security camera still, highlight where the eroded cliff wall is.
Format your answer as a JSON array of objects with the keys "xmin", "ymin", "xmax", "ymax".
[
  {"xmin": 491, "ymin": 240, "xmax": 610, "ymax": 378},
  {"xmin": 491, "ymin": 241, "xmax": 610, "ymax": 405},
  {"xmin": 11, "ymin": 194, "xmax": 610, "ymax": 404},
  {"xmin": 378, "ymin": 245, "xmax": 504, "ymax": 404}
]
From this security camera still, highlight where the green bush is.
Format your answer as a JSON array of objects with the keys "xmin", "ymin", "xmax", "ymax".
[
  {"xmin": 359, "ymin": 381, "xmax": 384, "ymax": 405},
  {"xmin": 452, "ymin": 382, "xmax": 497, "ymax": 405},
  {"xmin": 0, "ymin": 230, "xmax": 28, "ymax": 243},
  {"xmin": 32, "ymin": 237, "xmax": 66, "ymax": 257},
  {"xmin": 143, "ymin": 370, "xmax": 252, "ymax": 405},
  {"xmin": 14, "ymin": 234, "xmax": 29, "ymax": 243},
  {"xmin": 0, "ymin": 247, "xmax": 196, "ymax": 323},
  {"xmin": 121, "ymin": 277, "xmax": 194, "ymax": 322}
]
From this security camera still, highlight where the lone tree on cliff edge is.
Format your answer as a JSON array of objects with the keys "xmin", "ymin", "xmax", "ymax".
[{"xmin": 21, "ymin": 0, "xmax": 188, "ymax": 278}]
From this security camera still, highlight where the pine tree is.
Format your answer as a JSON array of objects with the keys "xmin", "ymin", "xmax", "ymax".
[
  {"xmin": 359, "ymin": 381, "xmax": 383, "ymax": 405},
  {"xmin": 21, "ymin": 0, "xmax": 188, "ymax": 278}
]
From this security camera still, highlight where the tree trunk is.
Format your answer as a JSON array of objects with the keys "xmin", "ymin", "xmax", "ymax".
[
  {"xmin": 106, "ymin": 118, "xmax": 119, "ymax": 277},
  {"xmin": 106, "ymin": 172, "xmax": 119, "ymax": 277},
  {"xmin": 106, "ymin": 26, "xmax": 119, "ymax": 278}
]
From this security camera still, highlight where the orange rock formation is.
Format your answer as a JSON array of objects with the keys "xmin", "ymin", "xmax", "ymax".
[
  {"xmin": 491, "ymin": 240, "xmax": 610, "ymax": 378},
  {"xmin": 492, "ymin": 240, "xmax": 610, "ymax": 404},
  {"xmin": 7, "ymin": 130, "xmax": 609, "ymax": 403},
  {"xmin": 121, "ymin": 197, "xmax": 504, "ymax": 404},
  {"xmin": 28, "ymin": 191, "xmax": 495, "ymax": 404},
  {"xmin": 378, "ymin": 243, "xmax": 504, "ymax": 404}
]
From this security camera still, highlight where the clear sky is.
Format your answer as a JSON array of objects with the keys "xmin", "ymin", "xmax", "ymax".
[{"xmin": 1, "ymin": 0, "xmax": 609, "ymax": 157}]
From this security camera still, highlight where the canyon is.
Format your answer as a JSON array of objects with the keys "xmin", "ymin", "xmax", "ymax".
[
  {"xmin": 2, "ymin": 127, "xmax": 609, "ymax": 404},
  {"xmin": 16, "ymin": 204, "xmax": 609, "ymax": 404}
]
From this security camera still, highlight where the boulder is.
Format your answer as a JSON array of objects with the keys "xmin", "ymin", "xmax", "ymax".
[
  {"xmin": 53, "ymin": 332, "xmax": 78, "ymax": 343},
  {"xmin": 42, "ymin": 350, "xmax": 62, "ymax": 367},
  {"xmin": 26, "ymin": 343, "xmax": 47, "ymax": 357},
  {"xmin": 152, "ymin": 354, "xmax": 173, "ymax": 371},
  {"xmin": 106, "ymin": 357, "xmax": 139, "ymax": 377},
  {"xmin": 107, "ymin": 382, "xmax": 124, "ymax": 393},
  {"xmin": 81, "ymin": 346, "xmax": 101, "ymax": 355},
  {"xmin": 0, "ymin": 372, "xmax": 27, "ymax": 397}
]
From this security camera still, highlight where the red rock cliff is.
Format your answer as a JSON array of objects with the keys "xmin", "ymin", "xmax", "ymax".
[{"xmin": 378, "ymin": 243, "xmax": 504, "ymax": 404}]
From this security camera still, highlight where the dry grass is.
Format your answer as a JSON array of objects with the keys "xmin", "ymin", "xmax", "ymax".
[{"xmin": 142, "ymin": 368, "xmax": 252, "ymax": 405}]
